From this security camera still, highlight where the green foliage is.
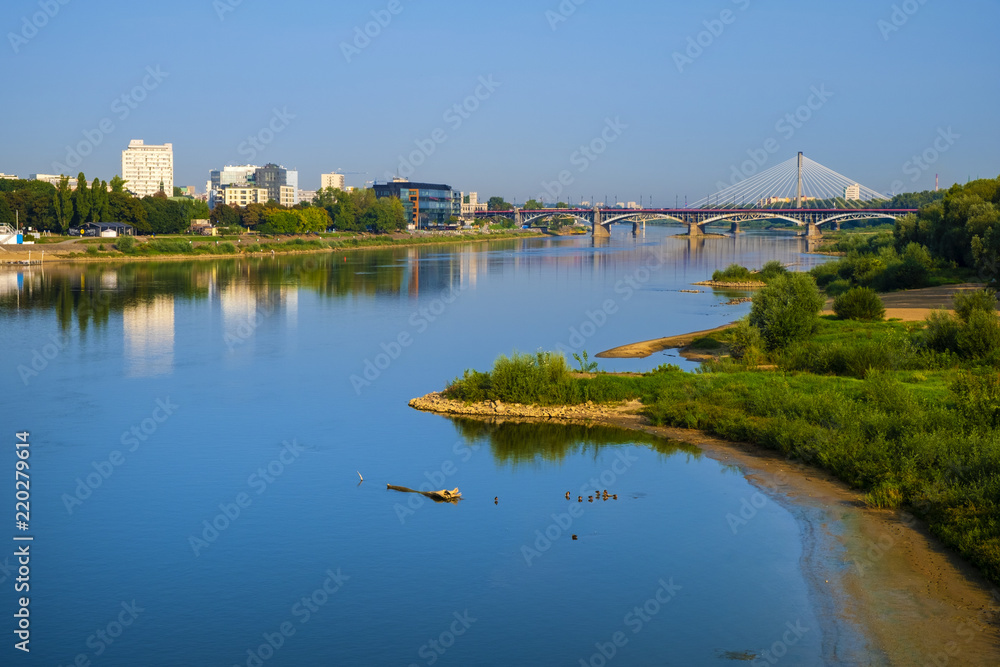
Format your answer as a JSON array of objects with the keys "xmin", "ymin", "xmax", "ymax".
[
  {"xmin": 748, "ymin": 273, "xmax": 825, "ymax": 350},
  {"xmin": 572, "ymin": 350, "xmax": 599, "ymax": 373},
  {"xmin": 953, "ymin": 288, "xmax": 997, "ymax": 322},
  {"xmin": 728, "ymin": 318, "xmax": 763, "ymax": 364},
  {"xmin": 115, "ymin": 236, "xmax": 136, "ymax": 253},
  {"xmin": 712, "ymin": 264, "xmax": 754, "ymax": 282},
  {"xmin": 923, "ymin": 310, "xmax": 962, "ymax": 353},
  {"xmin": 758, "ymin": 260, "xmax": 788, "ymax": 282},
  {"xmin": 487, "ymin": 196, "xmax": 512, "ymax": 211},
  {"xmin": 950, "ymin": 370, "xmax": 1000, "ymax": 430},
  {"xmin": 833, "ymin": 287, "xmax": 885, "ymax": 321},
  {"xmin": 824, "ymin": 279, "xmax": 851, "ymax": 297},
  {"xmin": 956, "ymin": 309, "xmax": 1000, "ymax": 359},
  {"xmin": 217, "ymin": 241, "xmax": 238, "ymax": 254}
]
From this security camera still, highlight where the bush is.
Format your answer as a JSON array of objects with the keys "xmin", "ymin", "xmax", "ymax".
[
  {"xmin": 712, "ymin": 264, "xmax": 754, "ymax": 282},
  {"xmin": 833, "ymin": 287, "xmax": 885, "ymax": 321},
  {"xmin": 85, "ymin": 245, "xmax": 99, "ymax": 255},
  {"xmin": 923, "ymin": 310, "xmax": 961, "ymax": 352},
  {"xmin": 728, "ymin": 319, "xmax": 763, "ymax": 363},
  {"xmin": 217, "ymin": 241, "xmax": 238, "ymax": 254},
  {"xmin": 951, "ymin": 370, "xmax": 1000, "ymax": 430},
  {"xmin": 748, "ymin": 273, "xmax": 825, "ymax": 350},
  {"xmin": 758, "ymin": 261, "xmax": 788, "ymax": 282},
  {"xmin": 825, "ymin": 279, "xmax": 852, "ymax": 297},
  {"xmin": 115, "ymin": 236, "xmax": 136, "ymax": 253},
  {"xmin": 953, "ymin": 288, "xmax": 997, "ymax": 323},
  {"xmin": 956, "ymin": 309, "xmax": 1000, "ymax": 359}
]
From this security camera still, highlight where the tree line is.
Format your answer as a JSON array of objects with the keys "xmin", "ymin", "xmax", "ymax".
[{"xmin": 0, "ymin": 173, "xmax": 209, "ymax": 235}]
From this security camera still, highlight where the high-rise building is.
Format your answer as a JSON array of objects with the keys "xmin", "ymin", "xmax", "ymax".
[
  {"xmin": 374, "ymin": 178, "xmax": 461, "ymax": 229},
  {"xmin": 321, "ymin": 173, "xmax": 346, "ymax": 191},
  {"xmin": 255, "ymin": 164, "xmax": 299, "ymax": 206},
  {"xmin": 844, "ymin": 184, "xmax": 861, "ymax": 201},
  {"xmin": 208, "ymin": 165, "xmax": 258, "ymax": 208},
  {"xmin": 122, "ymin": 139, "xmax": 173, "ymax": 197}
]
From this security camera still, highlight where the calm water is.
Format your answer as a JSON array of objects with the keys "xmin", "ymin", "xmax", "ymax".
[{"xmin": 2, "ymin": 226, "xmax": 864, "ymax": 665}]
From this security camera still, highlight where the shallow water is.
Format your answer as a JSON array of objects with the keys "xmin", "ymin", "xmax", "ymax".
[{"xmin": 2, "ymin": 226, "xmax": 871, "ymax": 665}]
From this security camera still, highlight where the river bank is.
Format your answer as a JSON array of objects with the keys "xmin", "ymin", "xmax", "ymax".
[
  {"xmin": 0, "ymin": 229, "xmax": 544, "ymax": 264},
  {"xmin": 409, "ymin": 391, "xmax": 1000, "ymax": 664}
]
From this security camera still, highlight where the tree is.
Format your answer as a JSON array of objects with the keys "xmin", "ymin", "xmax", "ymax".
[
  {"xmin": 748, "ymin": 273, "xmax": 825, "ymax": 350},
  {"xmin": 313, "ymin": 187, "xmax": 340, "ymax": 209},
  {"xmin": 54, "ymin": 176, "xmax": 72, "ymax": 232},
  {"xmin": 488, "ymin": 196, "xmax": 512, "ymax": 211},
  {"xmin": 364, "ymin": 197, "xmax": 406, "ymax": 234},
  {"xmin": 555, "ymin": 201, "xmax": 569, "ymax": 209},
  {"xmin": 108, "ymin": 192, "xmax": 149, "ymax": 232},
  {"xmin": 0, "ymin": 197, "xmax": 13, "ymax": 225},
  {"xmin": 141, "ymin": 196, "xmax": 186, "ymax": 234},
  {"xmin": 524, "ymin": 199, "xmax": 543, "ymax": 210},
  {"xmin": 210, "ymin": 203, "xmax": 241, "ymax": 228},
  {"xmin": 73, "ymin": 172, "xmax": 90, "ymax": 227},
  {"xmin": 109, "ymin": 175, "xmax": 127, "ymax": 194},
  {"xmin": 173, "ymin": 186, "xmax": 184, "ymax": 196},
  {"xmin": 90, "ymin": 177, "xmax": 108, "ymax": 222}
]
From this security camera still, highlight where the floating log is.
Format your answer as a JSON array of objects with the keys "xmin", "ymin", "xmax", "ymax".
[{"xmin": 386, "ymin": 484, "xmax": 462, "ymax": 503}]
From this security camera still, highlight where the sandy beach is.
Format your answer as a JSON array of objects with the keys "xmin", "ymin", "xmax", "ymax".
[{"xmin": 409, "ymin": 392, "xmax": 1000, "ymax": 664}]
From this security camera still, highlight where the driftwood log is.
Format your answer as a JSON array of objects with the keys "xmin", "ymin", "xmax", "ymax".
[{"xmin": 386, "ymin": 484, "xmax": 462, "ymax": 503}]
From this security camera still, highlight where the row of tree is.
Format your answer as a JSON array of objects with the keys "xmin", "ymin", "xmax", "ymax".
[{"xmin": 0, "ymin": 173, "xmax": 210, "ymax": 235}]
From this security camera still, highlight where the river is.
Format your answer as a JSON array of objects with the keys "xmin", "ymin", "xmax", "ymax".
[{"xmin": 1, "ymin": 226, "xmax": 976, "ymax": 665}]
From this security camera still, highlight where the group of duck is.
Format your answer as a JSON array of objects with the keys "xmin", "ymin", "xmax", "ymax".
[{"xmin": 565, "ymin": 490, "xmax": 617, "ymax": 502}]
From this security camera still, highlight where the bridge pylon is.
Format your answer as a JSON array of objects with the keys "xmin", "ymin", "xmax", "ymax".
[{"xmin": 592, "ymin": 206, "xmax": 610, "ymax": 238}]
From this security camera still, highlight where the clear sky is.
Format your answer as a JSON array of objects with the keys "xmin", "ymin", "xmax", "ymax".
[{"xmin": 2, "ymin": 0, "xmax": 997, "ymax": 203}]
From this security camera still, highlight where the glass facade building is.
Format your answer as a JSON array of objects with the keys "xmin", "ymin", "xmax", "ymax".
[{"xmin": 373, "ymin": 180, "xmax": 461, "ymax": 229}]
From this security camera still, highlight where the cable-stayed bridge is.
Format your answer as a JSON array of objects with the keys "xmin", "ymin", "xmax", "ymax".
[{"xmin": 477, "ymin": 154, "xmax": 917, "ymax": 237}]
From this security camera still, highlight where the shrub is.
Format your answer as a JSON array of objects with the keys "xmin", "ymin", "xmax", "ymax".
[
  {"xmin": 712, "ymin": 264, "xmax": 753, "ymax": 282},
  {"xmin": 833, "ymin": 287, "xmax": 885, "ymax": 321},
  {"xmin": 728, "ymin": 319, "xmax": 763, "ymax": 363},
  {"xmin": 825, "ymin": 279, "xmax": 852, "ymax": 297},
  {"xmin": 923, "ymin": 310, "xmax": 961, "ymax": 353},
  {"xmin": 951, "ymin": 370, "xmax": 1000, "ymax": 430},
  {"xmin": 115, "ymin": 236, "xmax": 136, "ymax": 253},
  {"xmin": 748, "ymin": 273, "xmax": 825, "ymax": 350},
  {"xmin": 217, "ymin": 241, "xmax": 238, "ymax": 254},
  {"xmin": 85, "ymin": 245, "xmax": 99, "ymax": 255},
  {"xmin": 956, "ymin": 309, "xmax": 1000, "ymax": 359},
  {"xmin": 953, "ymin": 288, "xmax": 997, "ymax": 323},
  {"xmin": 810, "ymin": 262, "xmax": 840, "ymax": 288},
  {"xmin": 758, "ymin": 260, "xmax": 788, "ymax": 282}
]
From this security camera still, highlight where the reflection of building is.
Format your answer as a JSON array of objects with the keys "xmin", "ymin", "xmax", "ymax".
[
  {"xmin": 374, "ymin": 178, "xmax": 461, "ymax": 229},
  {"xmin": 122, "ymin": 139, "xmax": 174, "ymax": 197},
  {"xmin": 124, "ymin": 295, "xmax": 175, "ymax": 378}
]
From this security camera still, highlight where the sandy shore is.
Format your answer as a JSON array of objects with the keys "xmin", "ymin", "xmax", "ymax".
[
  {"xmin": 598, "ymin": 284, "xmax": 991, "ymax": 359},
  {"xmin": 409, "ymin": 392, "xmax": 1000, "ymax": 664}
]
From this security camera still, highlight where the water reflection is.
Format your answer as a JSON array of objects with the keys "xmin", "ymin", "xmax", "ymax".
[
  {"xmin": 123, "ymin": 295, "xmax": 175, "ymax": 377},
  {"xmin": 448, "ymin": 417, "xmax": 701, "ymax": 466}
]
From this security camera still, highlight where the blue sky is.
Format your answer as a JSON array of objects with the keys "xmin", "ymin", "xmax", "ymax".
[{"xmin": 2, "ymin": 0, "xmax": 997, "ymax": 202}]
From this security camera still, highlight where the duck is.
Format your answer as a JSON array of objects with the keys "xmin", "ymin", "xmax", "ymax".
[
  {"xmin": 565, "ymin": 491, "xmax": 571, "ymax": 500},
  {"xmin": 494, "ymin": 496, "xmax": 498, "ymax": 504},
  {"xmin": 578, "ymin": 496, "xmax": 583, "ymax": 502},
  {"xmin": 588, "ymin": 496, "xmax": 594, "ymax": 502}
]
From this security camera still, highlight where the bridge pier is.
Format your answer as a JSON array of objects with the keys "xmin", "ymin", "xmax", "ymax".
[
  {"xmin": 730, "ymin": 221, "xmax": 741, "ymax": 234},
  {"xmin": 687, "ymin": 222, "xmax": 703, "ymax": 236},
  {"xmin": 592, "ymin": 207, "xmax": 610, "ymax": 238},
  {"xmin": 833, "ymin": 221, "xmax": 841, "ymax": 232},
  {"xmin": 805, "ymin": 222, "xmax": 822, "ymax": 238}
]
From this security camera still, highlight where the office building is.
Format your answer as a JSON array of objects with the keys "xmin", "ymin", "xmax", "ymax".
[
  {"xmin": 122, "ymin": 139, "xmax": 173, "ymax": 197},
  {"xmin": 844, "ymin": 184, "xmax": 861, "ymax": 201},
  {"xmin": 374, "ymin": 178, "xmax": 461, "ymax": 229}
]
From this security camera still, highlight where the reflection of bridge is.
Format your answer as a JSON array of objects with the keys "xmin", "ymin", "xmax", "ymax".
[{"xmin": 476, "ymin": 207, "xmax": 917, "ymax": 237}]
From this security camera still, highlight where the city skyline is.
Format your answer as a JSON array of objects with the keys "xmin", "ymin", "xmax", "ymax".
[{"xmin": 2, "ymin": 0, "xmax": 997, "ymax": 203}]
